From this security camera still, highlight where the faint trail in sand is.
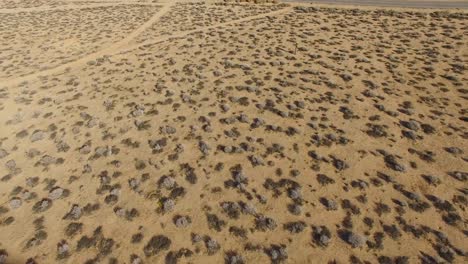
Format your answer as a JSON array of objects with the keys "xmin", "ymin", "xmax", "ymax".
[
  {"xmin": 0, "ymin": 2, "xmax": 173, "ymax": 87},
  {"xmin": 0, "ymin": 4, "xmax": 291, "ymax": 87},
  {"xmin": 123, "ymin": 6, "xmax": 293, "ymax": 52},
  {"xmin": 0, "ymin": 2, "xmax": 162, "ymax": 13},
  {"xmin": 0, "ymin": 3, "xmax": 122, "ymax": 13}
]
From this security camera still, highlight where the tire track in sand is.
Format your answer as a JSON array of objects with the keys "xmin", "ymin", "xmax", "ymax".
[
  {"xmin": 123, "ymin": 5, "xmax": 293, "ymax": 53},
  {"xmin": 0, "ymin": 2, "xmax": 173, "ymax": 87},
  {"xmin": 0, "ymin": 4, "xmax": 291, "ymax": 87},
  {"xmin": 0, "ymin": 3, "xmax": 162, "ymax": 14}
]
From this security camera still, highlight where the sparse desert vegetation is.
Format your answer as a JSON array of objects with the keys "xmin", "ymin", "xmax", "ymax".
[
  {"xmin": 0, "ymin": 4, "xmax": 162, "ymax": 78},
  {"xmin": 0, "ymin": 0, "xmax": 467, "ymax": 263}
]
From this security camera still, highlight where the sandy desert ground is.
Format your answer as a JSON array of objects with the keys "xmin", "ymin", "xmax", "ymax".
[
  {"xmin": 0, "ymin": 0, "xmax": 467, "ymax": 263},
  {"xmin": 284, "ymin": 0, "xmax": 468, "ymax": 9}
]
